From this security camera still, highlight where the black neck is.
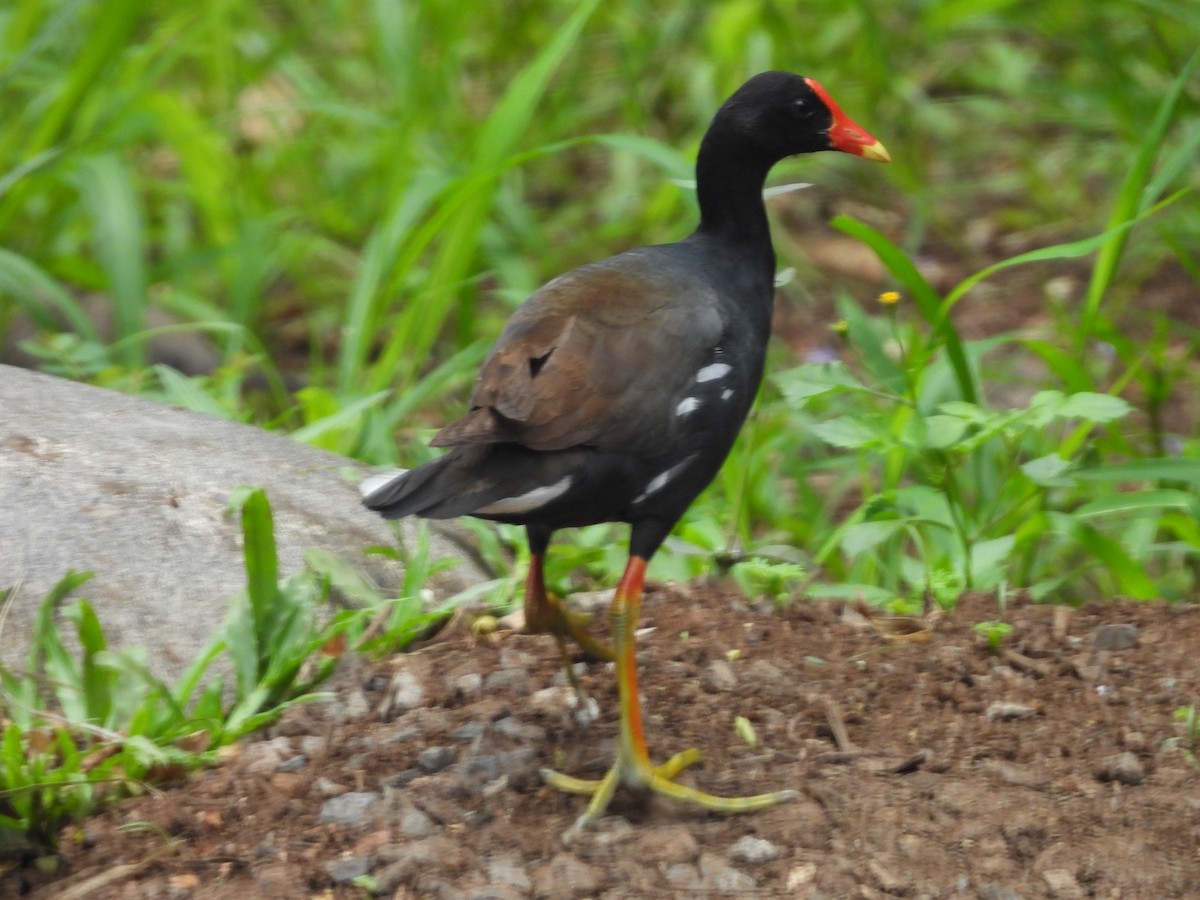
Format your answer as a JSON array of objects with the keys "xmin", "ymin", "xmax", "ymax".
[{"xmin": 691, "ymin": 129, "xmax": 777, "ymax": 276}]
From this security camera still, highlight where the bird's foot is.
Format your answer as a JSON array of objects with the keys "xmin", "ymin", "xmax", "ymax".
[
  {"xmin": 541, "ymin": 747, "xmax": 798, "ymax": 836},
  {"xmin": 526, "ymin": 594, "xmax": 615, "ymax": 662}
]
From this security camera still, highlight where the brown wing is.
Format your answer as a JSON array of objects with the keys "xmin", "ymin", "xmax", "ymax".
[{"xmin": 430, "ymin": 256, "xmax": 724, "ymax": 453}]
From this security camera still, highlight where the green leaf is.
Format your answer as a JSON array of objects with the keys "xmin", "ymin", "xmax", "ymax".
[
  {"xmin": 811, "ymin": 417, "xmax": 880, "ymax": 450},
  {"xmin": 773, "ymin": 361, "xmax": 867, "ymax": 406},
  {"xmin": 1074, "ymin": 490, "xmax": 1198, "ymax": 519},
  {"xmin": 1021, "ymin": 454, "xmax": 1072, "ymax": 485},
  {"xmin": 842, "ymin": 519, "xmax": 905, "ymax": 557},
  {"xmin": 922, "ymin": 414, "xmax": 971, "ymax": 449},
  {"xmin": 1057, "ymin": 393, "xmax": 1133, "ymax": 423},
  {"xmin": 1074, "ymin": 458, "xmax": 1200, "ymax": 485}
]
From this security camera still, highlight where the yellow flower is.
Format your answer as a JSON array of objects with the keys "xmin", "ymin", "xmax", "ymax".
[{"xmin": 879, "ymin": 290, "xmax": 901, "ymax": 305}]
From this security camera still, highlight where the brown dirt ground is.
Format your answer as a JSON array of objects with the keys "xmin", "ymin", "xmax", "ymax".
[{"xmin": 8, "ymin": 586, "xmax": 1200, "ymax": 899}]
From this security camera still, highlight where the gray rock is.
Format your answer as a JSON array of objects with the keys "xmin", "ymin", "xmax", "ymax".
[
  {"xmin": 463, "ymin": 747, "xmax": 537, "ymax": 781},
  {"xmin": 663, "ymin": 863, "xmax": 701, "ymax": 889},
  {"xmin": 485, "ymin": 668, "xmax": 532, "ymax": 694},
  {"xmin": 397, "ymin": 803, "xmax": 437, "ymax": 837},
  {"xmin": 729, "ymin": 835, "xmax": 780, "ymax": 865},
  {"xmin": 418, "ymin": 745, "xmax": 457, "ymax": 773},
  {"xmin": 703, "ymin": 659, "xmax": 738, "ymax": 692},
  {"xmin": 494, "ymin": 716, "xmax": 547, "ymax": 741},
  {"xmin": 373, "ymin": 836, "xmax": 459, "ymax": 894},
  {"xmin": 487, "ymin": 853, "xmax": 533, "ymax": 892},
  {"xmin": 241, "ymin": 736, "xmax": 293, "ymax": 776},
  {"xmin": 639, "ymin": 825, "xmax": 698, "ymax": 864},
  {"xmin": 381, "ymin": 669, "xmax": 427, "ymax": 718},
  {"xmin": 1092, "ymin": 623, "xmax": 1138, "ymax": 651},
  {"xmin": 324, "ymin": 855, "xmax": 372, "ymax": 884},
  {"xmin": 318, "ymin": 791, "xmax": 380, "ymax": 828},
  {"xmin": 985, "ymin": 701, "xmax": 1036, "ymax": 722},
  {"xmin": 1042, "ymin": 867, "xmax": 1084, "ymax": 899},
  {"xmin": 1100, "ymin": 751, "xmax": 1146, "ymax": 785},
  {"xmin": 698, "ymin": 851, "xmax": 756, "ymax": 892},
  {"xmin": 277, "ymin": 754, "xmax": 307, "ymax": 773},
  {"xmin": 531, "ymin": 853, "xmax": 602, "ymax": 899},
  {"xmin": 0, "ymin": 364, "xmax": 482, "ymax": 683}
]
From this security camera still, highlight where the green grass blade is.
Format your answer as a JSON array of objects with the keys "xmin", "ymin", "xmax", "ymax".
[
  {"xmin": 1081, "ymin": 47, "xmax": 1200, "ymax": 339},
  {"xmin": 831, "ymin": 214, "xmax": 977, "ymax": 403},
  {"xmin": 72, "ymin": 154, "xmax": 148, "ymax": 367}
]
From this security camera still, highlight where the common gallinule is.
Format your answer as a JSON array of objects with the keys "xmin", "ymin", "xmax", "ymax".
[{"xmin": 363, "ymin": 71, "xmax": 888, "ymax": 831}]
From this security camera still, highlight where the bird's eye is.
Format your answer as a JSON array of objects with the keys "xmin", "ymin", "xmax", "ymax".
[{"xmin": 793, "ymin": 98, "xmax": 808, "ymax": 111}]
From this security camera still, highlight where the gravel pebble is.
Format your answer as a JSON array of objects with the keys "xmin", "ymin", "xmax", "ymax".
[
  {"xmin": 318, "ymin": 791, "xmax": 380, "ymax": 828},
  {"xmin": 1043, "ymin": 867, "xmax": 1085, "ymax": 898},
  {"xmin": 729, "ymin": 835, "xmax": 780, "ymax": 864},
  {"xmin": 494, "ymin": 716, "xmax": 547, "ymax": 741},
  {"xmin": 1100, "ymin": 751, "xmax": 1146, "ymax": 785},
  {"xmin": 985, "ymin": 701, "xmax": 1036, "ymax": 722},
  {"xmin": 381, "ymin": 669, "xmax": 427, "ymax": 718},
  {"xmin": 639, "ymin": 824, "xmax": 698, "ymax": 864},
  {"xmin": 464, "ymin": 746, "xmax": 537, "ymax": 781},
  {"xmin": 703, "ymin": 659, "xmax": 738, "ymax": 692},
  {"xmin": 531, "ymin": 852, "xmax": 603, "ymax": 899},
  {"xmin": 698, "ymin": 851, "xmax": 756, "ymax": 891},
  {"xmin": 276, "ymin": 754, "xmax": 307, "ymax": 773},
  {"xmin": 324, "ymin": 855, "xmax": 371, "ymax": 884},
  {"xmin": 487, "ymin": 853, "xmax": 533, "ymax": 892},
  {"xmin": 418, "ymin": 745, "xmax": 457, "ymax": 773},
  {"xmin": 1092, "ymin": 623, "xmax": 1138, "ymax": 651}
]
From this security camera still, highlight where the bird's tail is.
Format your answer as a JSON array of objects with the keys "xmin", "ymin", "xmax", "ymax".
[{"xmin": 360, "ymin": 453, "xmax": 464, "ymax": 519}]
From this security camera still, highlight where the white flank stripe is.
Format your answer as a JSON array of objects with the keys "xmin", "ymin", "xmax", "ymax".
[
  {"xmin": 720, "ymin": 388, "xmax": 734, "ymax": 401},
  {"xmin": 676, "ymin": 396, "xmax": 701, "ymax": 416},
  {"xmin": 359, "ymin": 469, "xmax": 409, "ymax": 499},
  {"xmin": 696, "ymin": 362, "xmax": 732, "ymax": 383},
  {"xmin": 474, "ymin": 476, "xmax": 573, "ymax": 515},
  {"xmin": 634, "ymin": 456, "xmax": 695, "ymax": 504}
]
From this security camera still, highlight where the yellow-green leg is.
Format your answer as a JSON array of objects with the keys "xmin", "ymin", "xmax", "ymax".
[{"xmin": 541, "ymin": 555, "xmax": 798, "ymax": 834}]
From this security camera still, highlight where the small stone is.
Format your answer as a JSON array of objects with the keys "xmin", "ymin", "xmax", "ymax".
[
  {"xmin": 276, "ymin": 754, "xmax": 307, "ymax": 773},
  {"xmin": 978, "ymin": 884, "xmax": 1024, "ymax": 900},
  {"xmin": 241, "ymin": 736, "xmax": 292, "ymax": 776},
  {"xmin": 984, "ymin": 701, "xmax": 1036, "ymax": 722},
  {"xmin": 468, "ymin": 887, "xmax": 526, "ymax": 900},
  {"xmin": 341, "ymin": 689, "xmax": 370, "ymax": 720},
  {"xmin": 745, "ymin": 659, "xmax": 787, "ymax": 686},
  {"xmin": 298, "ymin": 735, "xmax": 327, "ymax": 756},
  {"xmin": 639, "ymin": 825, "xmax": 698, "ymax": 864},
  {"xmin": 381, "ymin": 669, "xmax": 426, "ymax": 718},
  {"xmin": 1122, "ymin": 731, "xmax": 1146, "ymax": 751},
  {"xmin": 1043, "ymin": 867, "xmax": 1084, "ymax": 898},
  {"xmin": 373, "ymin": 837, "xmax": 459, "ymax": 894},
  {"xmin": 704, "ymin": 659, "xmax": 738, "ymax": 692},
  {"xmin": 786, "ymin": 862, "xmax": 817, "ymax": 889},
  {"xmin": 494, "ymin": 716, "xmax": 547, "ymax": 741},
  {"xmin": 314, "ymin": 777, "xmax": 348, "ymax": 798},
  {"xmin": 531, "ymin": 852, "xmax": 602, "ymax": 899},
  {"xmin": 663, "ymin": 863, "xmax": 701, "ymax": 889},
  {"xmin": 464, "ymin": 747, "xmax": 537, "ymax": 781},
  {"xmin": 1092, "ymin": 623, "xmax": 1138, "ymax": 651},
  {"xmin": 418, "ymin": 745, "xmax": 457, "ymax": 773},
  {"xmin": 398, "ymin": 804, "xmax": 437, "ymax": 837},
  {"xmin": 1099, "ymin": 751, "xmax": 1145, "ymax": 785},
  {"xmin": 698, "ymin": 851, "xmax": 756, "ymax": 892},
  {"xmin": 487, "ymin": 853, "xmax": 533, "ymax": 892},
  {"xmin": 484, "ymin": 668, "xmax": 532, "ymax": 694},
  {"xmin": 868, "ymin": 858, "xmax": 909, "ymax": 893},
  {"xmin": 318, "ymin": 792, "xmax": 380, "ymax": 828},
  {"xmin": 454, "ymin": 672, "xmax": 484, "ymax": 696},
  {"xmin": 729, "ymin": 835, "xmax": 780, "ymax": 865},
  {"xmin": 324, "ymin": 855, "xmax": 371, "ymax": 884},
  {"xmin": 451, "ymin": 721, "xmax": 487, "ymax": 742}
]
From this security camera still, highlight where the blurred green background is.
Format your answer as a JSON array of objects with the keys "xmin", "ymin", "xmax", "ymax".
[{"xmin": 2, "ymin": 0, "xmax": 1198, "ymax": 605}]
